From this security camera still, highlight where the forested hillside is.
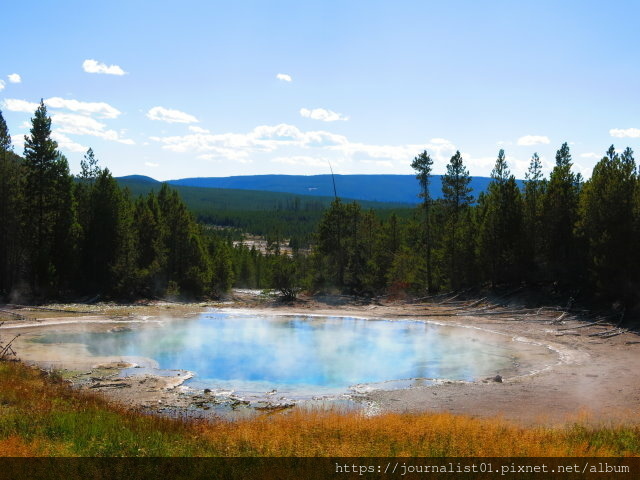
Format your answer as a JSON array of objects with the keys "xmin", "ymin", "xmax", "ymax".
[
  {"xmin": 1, "ymin": 102, "xmax": 638, "ymax": 309},
  {"xmin": 166, "ymin": 174, "xmax": 500, "ymax": 204},
  {"xmin": 117, "ymin": 177, "xmax": 413, "ymax": 248},
  {"xmin": 0, "ymin": 103, "xmax": 233, "ymax": 300},
  {"xmin": 304, "ymin": 145, "xmax": 639, "ymax": 311}
]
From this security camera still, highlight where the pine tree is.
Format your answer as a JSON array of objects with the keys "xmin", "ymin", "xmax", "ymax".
[
  {"xmin": 158, "ymin": 184, "xmax": 210, "ymax": 297},
  {"xmin": 0, "ymin": 110, "xmax": 24, "ymax": 296},
  {"xmin": 478, "ymin": 150, "xmax": 523, "ymax": 285},
  {"xmin": 79, "ymin": 148, "xmax": 101, "ymax": 183},
  {"xmin": 314, "ymin": 198, "xmax": 348, "ymax": 290},
  {"xmin": 50, "ymin": 152, "xmax": 81, "ymax": 290},
  {"xmin": 111, "ymin": 187, "xmax": 139, "ymax": 297},
  {"xmin": 208, "ymin": 235, "xmax": 234, "ymax": 295},
  {"xmin": 523, "ymin": 152, "xmax": 546, "ymax": 279},
  {"xmin": 133, "ymin": 192, "xmax": 168, "ymax": 296},
  {"xmin": 411, "ymin": 150, "xmax": 435, "ymax": 292},
  {"xmin": 271, "ymin": 252, "xmax": 301, "ymax": 300},
  {"xmin": 441, "ymin": 151, "xmax": 474, "ymax": 288},
  {"xmin": 374, "ymin": 213, "xmax": 401, "ymax": 291},
  {"xmin": 83, "ymin": 169, "xmax": 129, "ymax": 292},
  {"xmin": 541, "ymin": 142, "xmax": 581, "ymax": 285},
  {"xmin": 577, "ymin": 145, "xmax": 637, "ymax": 303},
  {"xmin": 23, "ymin": 100, "xmax": 76, "ymax": 293}
]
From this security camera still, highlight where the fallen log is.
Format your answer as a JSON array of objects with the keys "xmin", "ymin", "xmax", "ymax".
[
  {"xmin": 558, "ymin": 319, "xmax": 606, "ymax": 331},
  {"xmin": 464, "ymin": 309, "xmax": 545, "ymax": 316},
  {"xmin": 460, "ymin": 297, "xmax": 488, "ymax": 309},
  {"xmin": 0, "ymin": 330, "xmax": 20, "ymax": 359},
  {"xmin": 601, "ymin": 331, "xmax": 625, "ymax": 339},
  {"xmin": 0, "ymin": 308, "xmax": 27, "ymax": 320},
  {"xmin": 587, "ymin": 328, "xmax": 625, "ymax": 337},
  {"xmin": 438, "ymin": 293, "xmax": 462, "ymax": 304},
  {"xmin": 551, "ymin": 312, "xmax": 568, "ymax": 325},
  {"xmin": 8, "ymin": 304, "xmax": 95, "ymax": 314}
]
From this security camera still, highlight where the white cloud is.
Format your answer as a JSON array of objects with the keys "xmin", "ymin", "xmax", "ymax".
[
  {"xmin": 4, "ymin": 96, "xmax": 131, "ymax": 149},
  {"xmin": 189, "ymin": 125, "xmax": 210, "ymax": 134},
  {"xmin": 151, "ymin": 123, "xmax": 348, "ymax": 156},
  {"xmin": 8, "ymin": 73, "xmax": 21, "ymax": 83},
  {"xmin": 53, "ymin": 113, "xmax": 106, "ymax": 133},
  {"xmin": 300, "ymin": 107, "xmax": 349, "ymax": 122},
  {"xmin": 10, "ymin": 135, "xmax": 24, "ymax": 151},
  {"xmin": 145, "ymin": 162, "xmax": 159, "ymax": 167},
  {"xmin": 610, "ymin": 128, "xmax": 640, "ymax": 138},
  {"xmin": 272, "ymin": 155, "xmax": 331, "ymax": 168},
  {"xmin": 2, "ymin": 98, "xmax": 38, "ymax": 112},
  {"xmin": 3, "ymin": 97, "xmax": 121, "ymax": 118},
  {"xmin": 276, "ymin": 73, "xmax": 292, "ymax": 82},
  {"xmin": 51, "ymin": 132, "xmax": 88, "ymax": 153},
  {"xmin": 197, "ymin": 152, "xmax": 252, "ymax": 163},
  {"xmin": 0, "ymin": 80, "xmax": 5, "ymax": 92},
  {"xmin": 45, "ymin": 97, "xmax": 121, "ymax": 118},
  {"xmin": 362, "ymin": 159, "xmax": 394, "ymax": 168},
  {"xmin": 147, "ymin": 106, "xmax": 198, "ymax": 124},
  {"xmin": 52, "ymin": 113, "xmax": 134, "ymax": 145},
  {"xmin": 82, "ymin": 59, "xmax": 126, "ymax": 76},
  {"xmin": 580, "ymin": 152, "xmax": 601, "ymax": 159},
  {"xmin": 334, "ymin": 137, "xmax": 457, "ymax": 172},
  {"xmin": 516, "ymin": 135, "xmax": 550, "ymax": 146},
  {"xmin": 150, "ymin": 124, "xmax": 461, "ymax": 174}
]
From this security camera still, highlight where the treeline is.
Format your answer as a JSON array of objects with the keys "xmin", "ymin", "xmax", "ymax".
[
  {"xmin": 2, "ymin": 101, "xmax": 639, "ymax": 307},
  {"xmin": 0, "ymin": 102, "xmax": 234, "ymax": 300},
  {"xmin": 305, "ymin": 144, "xmax": 639, "ymax": 308},
  {"xmin": 118, "ymin": 177, "xmax": 413, "ymax": 250}
]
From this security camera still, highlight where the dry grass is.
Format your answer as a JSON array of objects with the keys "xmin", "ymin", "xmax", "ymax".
[{"xmin": 0, "ymin": 361, "xmax": 638, "ymax": 457}]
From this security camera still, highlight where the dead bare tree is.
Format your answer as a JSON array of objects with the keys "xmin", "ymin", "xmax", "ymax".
[{"xmin": 0, "ymin": 322, "xmax": 20, "ymax": 360}]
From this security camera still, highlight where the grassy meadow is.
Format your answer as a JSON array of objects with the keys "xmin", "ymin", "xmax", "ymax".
[{"xmin": 0, "ymin": 361, "xmax": 638, "ymax": 457}]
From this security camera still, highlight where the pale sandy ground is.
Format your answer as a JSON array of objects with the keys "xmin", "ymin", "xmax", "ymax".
[{"xmin": 1, "ymin": 295, "xmax": 639, "ymax": 426}]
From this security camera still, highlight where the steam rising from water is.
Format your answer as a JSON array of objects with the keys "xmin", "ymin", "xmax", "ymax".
[{"xmin": 34, "ymin": 311, "xmax": 539, "ymax": 397}]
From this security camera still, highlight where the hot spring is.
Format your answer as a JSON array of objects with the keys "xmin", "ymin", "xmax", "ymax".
[{"xmin": 32, "ymin": 309, "xmax": 553, "ymax": 400}]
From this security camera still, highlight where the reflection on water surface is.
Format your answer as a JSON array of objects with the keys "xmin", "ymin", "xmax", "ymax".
[{"xmin": 35, "ymin": 310, "xmax": 520, "ymax": 397}]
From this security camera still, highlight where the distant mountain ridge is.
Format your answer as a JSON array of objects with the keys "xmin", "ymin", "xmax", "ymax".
[
  {"xmin": 117, "ymin": 174, "xmax": 525, "ymax": 204},
  {"xmin": 118, "ymin": 175, "xmax": 159, "ymax": 184},
  {"xmin": 164, "ymin": 174, "xmax": 507, "ymax": 204}
]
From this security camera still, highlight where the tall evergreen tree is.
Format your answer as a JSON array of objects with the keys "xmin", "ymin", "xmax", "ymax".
[
  {"xmin": 478, "ymin": 150, "xmax": 523, "ymax": 285},
  {"xmin": 523, "ymin": 152, "xmax": 546, "ymax": 279},
  {"xmin": 313, "ymin": 198, "xmax": 348, "ymax": 290},
  {"xmin": 541, "ymin": 142, "xmax": 581, "ymax": 285},
  {"xmin": 441, "ymin": 151, "xmax": 473, "ymax": 288},
  {"xmin": 411, "ymin": 150, "xmax": 435, "ymax": 292},
  {"xmin": 83, "ymin": 169, "xmax": 131, "ymax": 292},
  {"xmin": 208, "ymin": 235, "xmax": 234, "ymax": 294},
  {"xmin": 374, "ymin": 213, "xmax": 402, "ymax": 291},
  {"xmin": 23, "ymin": 100, "xmax": 76, "ymax": 293},
  {"xmin": 0, "ymin": 110, "xmax": 24, "ymax": 296},
  {"xmin": 50, "ymin": 152, "xmax": 81, "ymax": 289},
  {"xmin": 133, "ymin": 192, "xmax": 168, "ymax": 296},
  {"xmin": 158, "ymin": 183, "xmax": 211, "ymax": 297},
  {"xmin": 577, "ymin": 145, "xmax": 637, "ymax": 303}
]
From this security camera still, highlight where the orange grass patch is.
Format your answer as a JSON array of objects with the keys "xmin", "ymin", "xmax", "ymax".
[
  {"xmin": 197, "ymin": 409, "xmax": 635, "ymax": 457},
  {"xmin": 1, "ymin": 361, "xmax": 639, "ymax": 457}
]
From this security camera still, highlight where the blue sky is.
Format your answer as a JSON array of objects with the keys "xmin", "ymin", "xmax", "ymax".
[{"xmin": 1, "ymin": 0, "xmax": 639, "ymax": 180}]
